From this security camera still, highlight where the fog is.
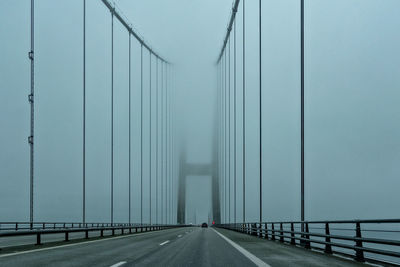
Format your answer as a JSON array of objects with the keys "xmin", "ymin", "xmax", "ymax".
[{"xmin": 0, "ymin": 0, "xmax": 399, "ymax": 225}]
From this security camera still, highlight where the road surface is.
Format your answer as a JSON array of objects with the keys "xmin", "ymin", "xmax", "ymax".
[{"xmin": 0, "ymin": 227, "xmax": 366, "ymax": 266}]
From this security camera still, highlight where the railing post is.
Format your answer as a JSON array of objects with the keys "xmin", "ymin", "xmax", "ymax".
[
  {"xmin": 271, "ymin": 223, "xmax": 275, "ymax": 241},
  {"xmin": 304, "ymin": 222, "xmax": 311, "ymax": 249},
  {"xmin": 264, "ymin": 223, "xmax": 268, "ymax": 239},
  {"xmin": 15, "ymin": 223, "xmax": 18, "ymax": 231},
  {"xmin": 112, "ymin": 229, "xmax": 115, "ymax": 236},
  {"xmin": 36, "ymin": 233, "xmax": 41, "ymax": 245},
  {"xmin": 355, "ymin": 222, "xmax": 365, "ymax": 262},
  {"xmin": 324, "ymin": 223, "xmax": 332, "ymax": 254},
  {"xmin": 53, "ymin": 223, "xmax": 56, "ymax": 229},
  {"xmin": 100, "ymin": 229, "xmax": 104, "ymax": 237},
  {"xmin": 42, "ymin": 223, "xmax": 45, "ymax": 229},
  {"xmin": 65, "ymin": 232, "xmax": 69, "ymax": 242},
  {"xmin": 280, "ymin": 223, "xmax": 284, "ymax": 242},
  {"xmin": 290, "ymin": 223, "xmax": 295, "ymax": 245},
  {"xmin": 85, "ymin": 230, "xmax": 89, "ymax": 239}
]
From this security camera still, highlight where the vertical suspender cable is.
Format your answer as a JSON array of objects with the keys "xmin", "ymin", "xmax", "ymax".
[
  {"xmin": 165, "ymin": 64, "xmax": 168, "ymax": 224},
  {"xmin": 128, "ymin": 32, "xmax": 132, "ymax": 225},
  {"xmin": 222, "ymin": 51, "xmax": 225, "ymax": 224},
  {"xmin": 164, "ymin": 63, "xmax": 167, "ymax": 224},
  {"xmin": 149, "ymin": 53, "xmax": 152, "ymax": 225},
  {"xmin": 301, "ymin": 0, "xmax": 305, "ymax": 227},
  {"xmin": 161, "ymin": 62, "xmax": 164, "ymax": 224},
  {"xmin": 220, "ymin": 56, "xmax": 223, "ymax": 223},
  {"xmin": 220, "ymin": 61, "xmax": 223, "ymax": 223},
  {"xmin": 224, "ymin": 49, "xmax": 227, "ymax": 223},
  {"xmin": 222, "ymin": 54, "xmax": 225, "ymax": 223},
  {"xmin": 167, "ymin": 65, "xmax": 170, "ymax": 224},
  {"xmin": 140, "ymin": 44, "xmax": 143, "ymax": 225},
  {"xmin": 170, "ymin": 67, "xmax": 173, "ymax": 224},
  {"xmin": 219, "ymin": 60, "xmax": 222, "ymax": 224},
  {"xmin": 29, "ymin": 0, "xmax": 35, "ymax": 228},
  {"xmin": 259, "ymin": 0, "xmax": 263, "ymax": 224},
  {"xmin": 242, "ymin": 0, "xmax": 246, "ymax": 224},
  {"xmin": 156, "ymin": 59, "xmax": 159, "ymax": 224},
  {"xmin": 111, "ymin": 10, "xmax": 114, "ymax": 225},
  {"xmin": 233, "ymin": 19, "xmax": 237, "ymax": 224},
  {"xmin": 170, "ymin": 68, "xmax": 175, "ymax": 224},
  {"xmin": 167, "ymin": 65, "xmax": 169, "ymax": 224},
  {"xmin": 170, "ymin": 67, "xmax": 172, "ymax": 224},
  {"xmin": 228, "ymin": 37, "xmax": 231, "ymax": 223},
  {"xmin": 168, "ymin": 66, "xmax": 170, "ymax": 224},
  {"xmin": 82, "ymin": 0, "xmax": 86, "ymax": 225}
]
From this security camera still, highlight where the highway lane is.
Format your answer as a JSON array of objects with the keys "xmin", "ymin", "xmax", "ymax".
[{"xmin": 0, "ymin": 227, "xmax": 257, "ymax": 267}]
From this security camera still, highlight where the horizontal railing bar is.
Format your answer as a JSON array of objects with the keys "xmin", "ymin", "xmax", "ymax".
[
  {"xmin": 226, "ymin": 219, "xmax": 400, "ymax": 224},
  {"xmin": 258, "ymin": 228, "xmax": 400, "ymax": 246},
  {"xmin": 0, "ymin": 225, "xmax": 178, "ymax": 237}
]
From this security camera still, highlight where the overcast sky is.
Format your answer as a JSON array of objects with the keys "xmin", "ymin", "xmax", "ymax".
[{"xmin": 0, "ymin": 0, "xmax": 399, "ymax": 224}]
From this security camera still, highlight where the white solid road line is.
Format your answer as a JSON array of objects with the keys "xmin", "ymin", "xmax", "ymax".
[
  {"xmin": 0, "ymin": 230, "xmax": 161, "ymax": 259},
  {"xmin": 159, "ymin": 240, "xmax": 170, "ymax": 246},
  {"xmin": 109, "ymin": 261, "xmax": 127, "ymax": 267},
  {"xmin": 212, "ymin": 229, "xmax": 270, "ymax": 267}
]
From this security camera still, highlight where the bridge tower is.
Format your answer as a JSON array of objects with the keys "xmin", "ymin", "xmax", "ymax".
[{"xmin": 176, "ymin": 110, "xmax": 221, "ymax": 224}]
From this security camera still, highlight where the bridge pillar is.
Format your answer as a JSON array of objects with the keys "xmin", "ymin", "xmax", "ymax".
[{"xmin": 176, "ymin": 135, "xmax": 221, "ymax": 225}]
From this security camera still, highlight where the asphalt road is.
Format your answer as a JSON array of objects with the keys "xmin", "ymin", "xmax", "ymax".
[
  {"xmin": 0, "ymin": 227, "xmax": 255, "ymax": 267},
  {"xmin": 0, "ymin": 227, "xmax": 366, "ymax": 267}
]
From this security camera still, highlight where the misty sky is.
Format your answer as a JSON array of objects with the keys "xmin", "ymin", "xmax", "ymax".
[{"xmin": 0, "ymin": 0, "xmax": 399, "ymax": 224}]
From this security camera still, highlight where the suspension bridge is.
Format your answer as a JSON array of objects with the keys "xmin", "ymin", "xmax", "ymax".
[{"xmin": 1, "ymin": 0, "xmax": 400, "ymax": 266}]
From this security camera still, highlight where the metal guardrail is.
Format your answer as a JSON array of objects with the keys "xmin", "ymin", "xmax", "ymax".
[
  {"xmin": 0, "ymin": 222, "xmax": 152, "ymax": 231},
  {"xmin": 217, "ymin": 219, "xmax": 400, "ymax": 265},
  {"xmin": 0, "ymin": 222, "xmax": 187, "ymax": 247}
]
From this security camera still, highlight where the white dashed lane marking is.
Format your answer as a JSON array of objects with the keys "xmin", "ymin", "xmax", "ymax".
[{"xmin": 159, "ymin": 240, "xmax": 170, "ymax": 246}]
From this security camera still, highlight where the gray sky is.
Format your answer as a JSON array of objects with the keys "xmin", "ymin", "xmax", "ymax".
[{"xmin": 0, "ymin": 0, "xmax": 399, "ymax": 224}]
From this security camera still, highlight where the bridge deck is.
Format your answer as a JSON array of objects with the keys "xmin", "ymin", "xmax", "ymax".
[{"xmin": 0, "ymin": 227, "xmax": 366, "ymax": 266}]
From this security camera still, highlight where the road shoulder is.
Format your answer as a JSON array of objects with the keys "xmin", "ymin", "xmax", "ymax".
[{"xmin": 213, "ymin": 227, "xmax": 366, "ymax": 267}]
